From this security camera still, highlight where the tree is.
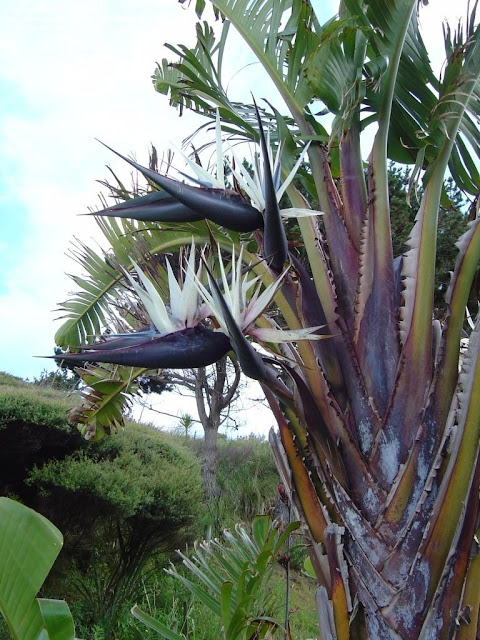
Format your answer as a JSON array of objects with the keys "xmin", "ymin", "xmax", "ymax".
[
  {"xmin": 33, "ymin": 367, "xmax": 81, "ymax": 392},
  {"xmin": 164, "ymin": 355, "xmax": 242, "ymax": 499},
  {"xmin": 52, "ymin": 1, "xmax": 479, "ymax": 637}
]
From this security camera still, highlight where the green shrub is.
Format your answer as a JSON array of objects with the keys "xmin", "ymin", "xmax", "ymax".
[
  {"xmin": 216, "ymin": 436, "xmax": 279, "ymax": 522},
  {"xmin": 0, "ymin": 383, "xmax": 75, "ymax": 430},
  {"xmin": 0, "ymin": 372, "xmax": 32, "ymax": 388},
  {"xmin": 30, "ymin": 421, "xmax": 202, "ymax": 523},
  {"xmin": 0, "ymin": 379, "xmax": 84, "ymax": 499},
  {"xmin": 184, "ymin": 435, "xmax": 279, "ymax": 533}
]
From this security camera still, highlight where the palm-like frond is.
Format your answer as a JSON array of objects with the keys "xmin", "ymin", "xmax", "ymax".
[
  {"xmin": 55, "ymin": 238, "xmax": 125, "ymax": 348},
  {"xmin": 154, "ymin": 0, "xmax": 323, "ymax": 138},
  {"xmin": 155, "ymin": 21, "xmax": 233, "ymax": 118},
  {"xmin": 153, "ymin": 20, "xmax": 260, "ymax": 139},
  {"xmin": 68, "ymin": 364, "xmax": 144, "ymax": 441},
  {"xmin": 159, "ymin": 515, "xmax": 299, "ymax": 637}
]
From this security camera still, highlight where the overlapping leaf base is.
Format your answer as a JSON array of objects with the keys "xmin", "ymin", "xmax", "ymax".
[{"xmin": 270, "ymin": 318, "xmax": 479, "ymax": 638}]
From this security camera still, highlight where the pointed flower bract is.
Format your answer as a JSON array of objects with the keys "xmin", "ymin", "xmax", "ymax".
[{"xmin": 192, "ymin": 245, "xmax": 326, "ymax": 343}]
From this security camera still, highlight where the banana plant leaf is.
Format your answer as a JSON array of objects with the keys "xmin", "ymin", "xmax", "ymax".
[{"xmin": 0, "ymin": 498, "xmax": 77, "ymax": 640}]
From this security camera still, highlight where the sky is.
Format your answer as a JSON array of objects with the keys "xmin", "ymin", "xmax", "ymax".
[{"xmin": 0, "ymin": 0, "xmax": 470, "ymax": 434}]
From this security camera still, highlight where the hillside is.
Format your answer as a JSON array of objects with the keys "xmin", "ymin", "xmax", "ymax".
[{"xmin": 0, "ymin": 373, "xmax": 319, "ymax": 639}]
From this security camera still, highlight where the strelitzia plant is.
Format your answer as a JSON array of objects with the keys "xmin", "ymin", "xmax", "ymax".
[
  {"xmin": 54, "ymin": 0, "xmax": 480, "ymax": 637},
  {"xmin": 53, "ymin": 238, "xmax": 323, "ymax": 377}
]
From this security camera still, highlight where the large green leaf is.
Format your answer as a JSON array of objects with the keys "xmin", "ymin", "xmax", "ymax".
[
  {"xmin": 54, "ymin": 237, "xmax": 122, "ymax": 348},
  {"xmin": 160, "ymin": 0, "xmax": 321, "ymax": 126},
  {"xmin": 153, "ymin": 19, "xmax": 273, "ymax": 141},
  {"xmin": 0, "ymin": 498, "xmax": 76, "ymax": 640},
  {"xmin": 37, "ymin": 600, "xmax": 76, "ymax": 640}
]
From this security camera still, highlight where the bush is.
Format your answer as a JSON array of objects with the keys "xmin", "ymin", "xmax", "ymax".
[
  {"xmin": 184, "ymin": 434, "xmax": 279, "ymax": 534},
  {"xmin": 217, "ymin": 436, "xmax": 279, "ymax": 522},
  {"xmin": 0, "ymin": 377, "xmax": 83, "ymax": 497}
]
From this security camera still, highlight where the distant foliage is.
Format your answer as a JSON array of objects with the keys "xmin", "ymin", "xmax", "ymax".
[
  {"xmin": 186, "ymin": 435, "xmax": 279, "ymax": 531},
  {"xmin": 32, "ymin": 367, "xmax": 81, "ymax": 392},
  {"xmin": 0, "ymin": 371, "xmax": 29, "ymax": 388},
  {"xmin": 216, "ymin": 436, "xmax": 279, "ymax": 522}
]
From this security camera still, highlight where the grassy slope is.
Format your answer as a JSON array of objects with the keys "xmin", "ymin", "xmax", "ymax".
[{"xmin": 0, "ymin": 373, "xmax": 320, "ymax": 639}]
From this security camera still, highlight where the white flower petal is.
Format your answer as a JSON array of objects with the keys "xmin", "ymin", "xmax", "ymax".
[
  {"xmin": 233, "ymin": 245, "xmax": 244, "ymax": 322},
  {"xmin": 127, "ymin": 262, "xmax": 175, "ymax": 335},
  {"xmin": 217, "ymin": 247, "xmax": 232, "ymax": 307},
  {"xmin": 166, "ymin": 259, "xmax": 183, "ymax": 319},
  {"xmin": 244, "ymin": 270, "xmax": 288, "ymax": 326},
  {"xmin": 253, "ymin": 149, "xmax": 264, "ymax": 204},
  {"xmin": 276, "ymin": 141, "xmax": 311, "ymax": 202},
  {"xmin": 183, "ymin": 245, "xmax": 203, "ymax": 326},
  {"xmin": 225, "ymin": 150, "xmax": 264, "ymax": 210},
  {"xmin": 192, "ymin": 273, "xmax": 229, "ymax": 334},
  {"xmin": 241, "ymin": 274, "xmax": 260, "ymax": 311},
  {"xmin": 169, "ymin": 143, "xmax": 223, "ymax": 189}
]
